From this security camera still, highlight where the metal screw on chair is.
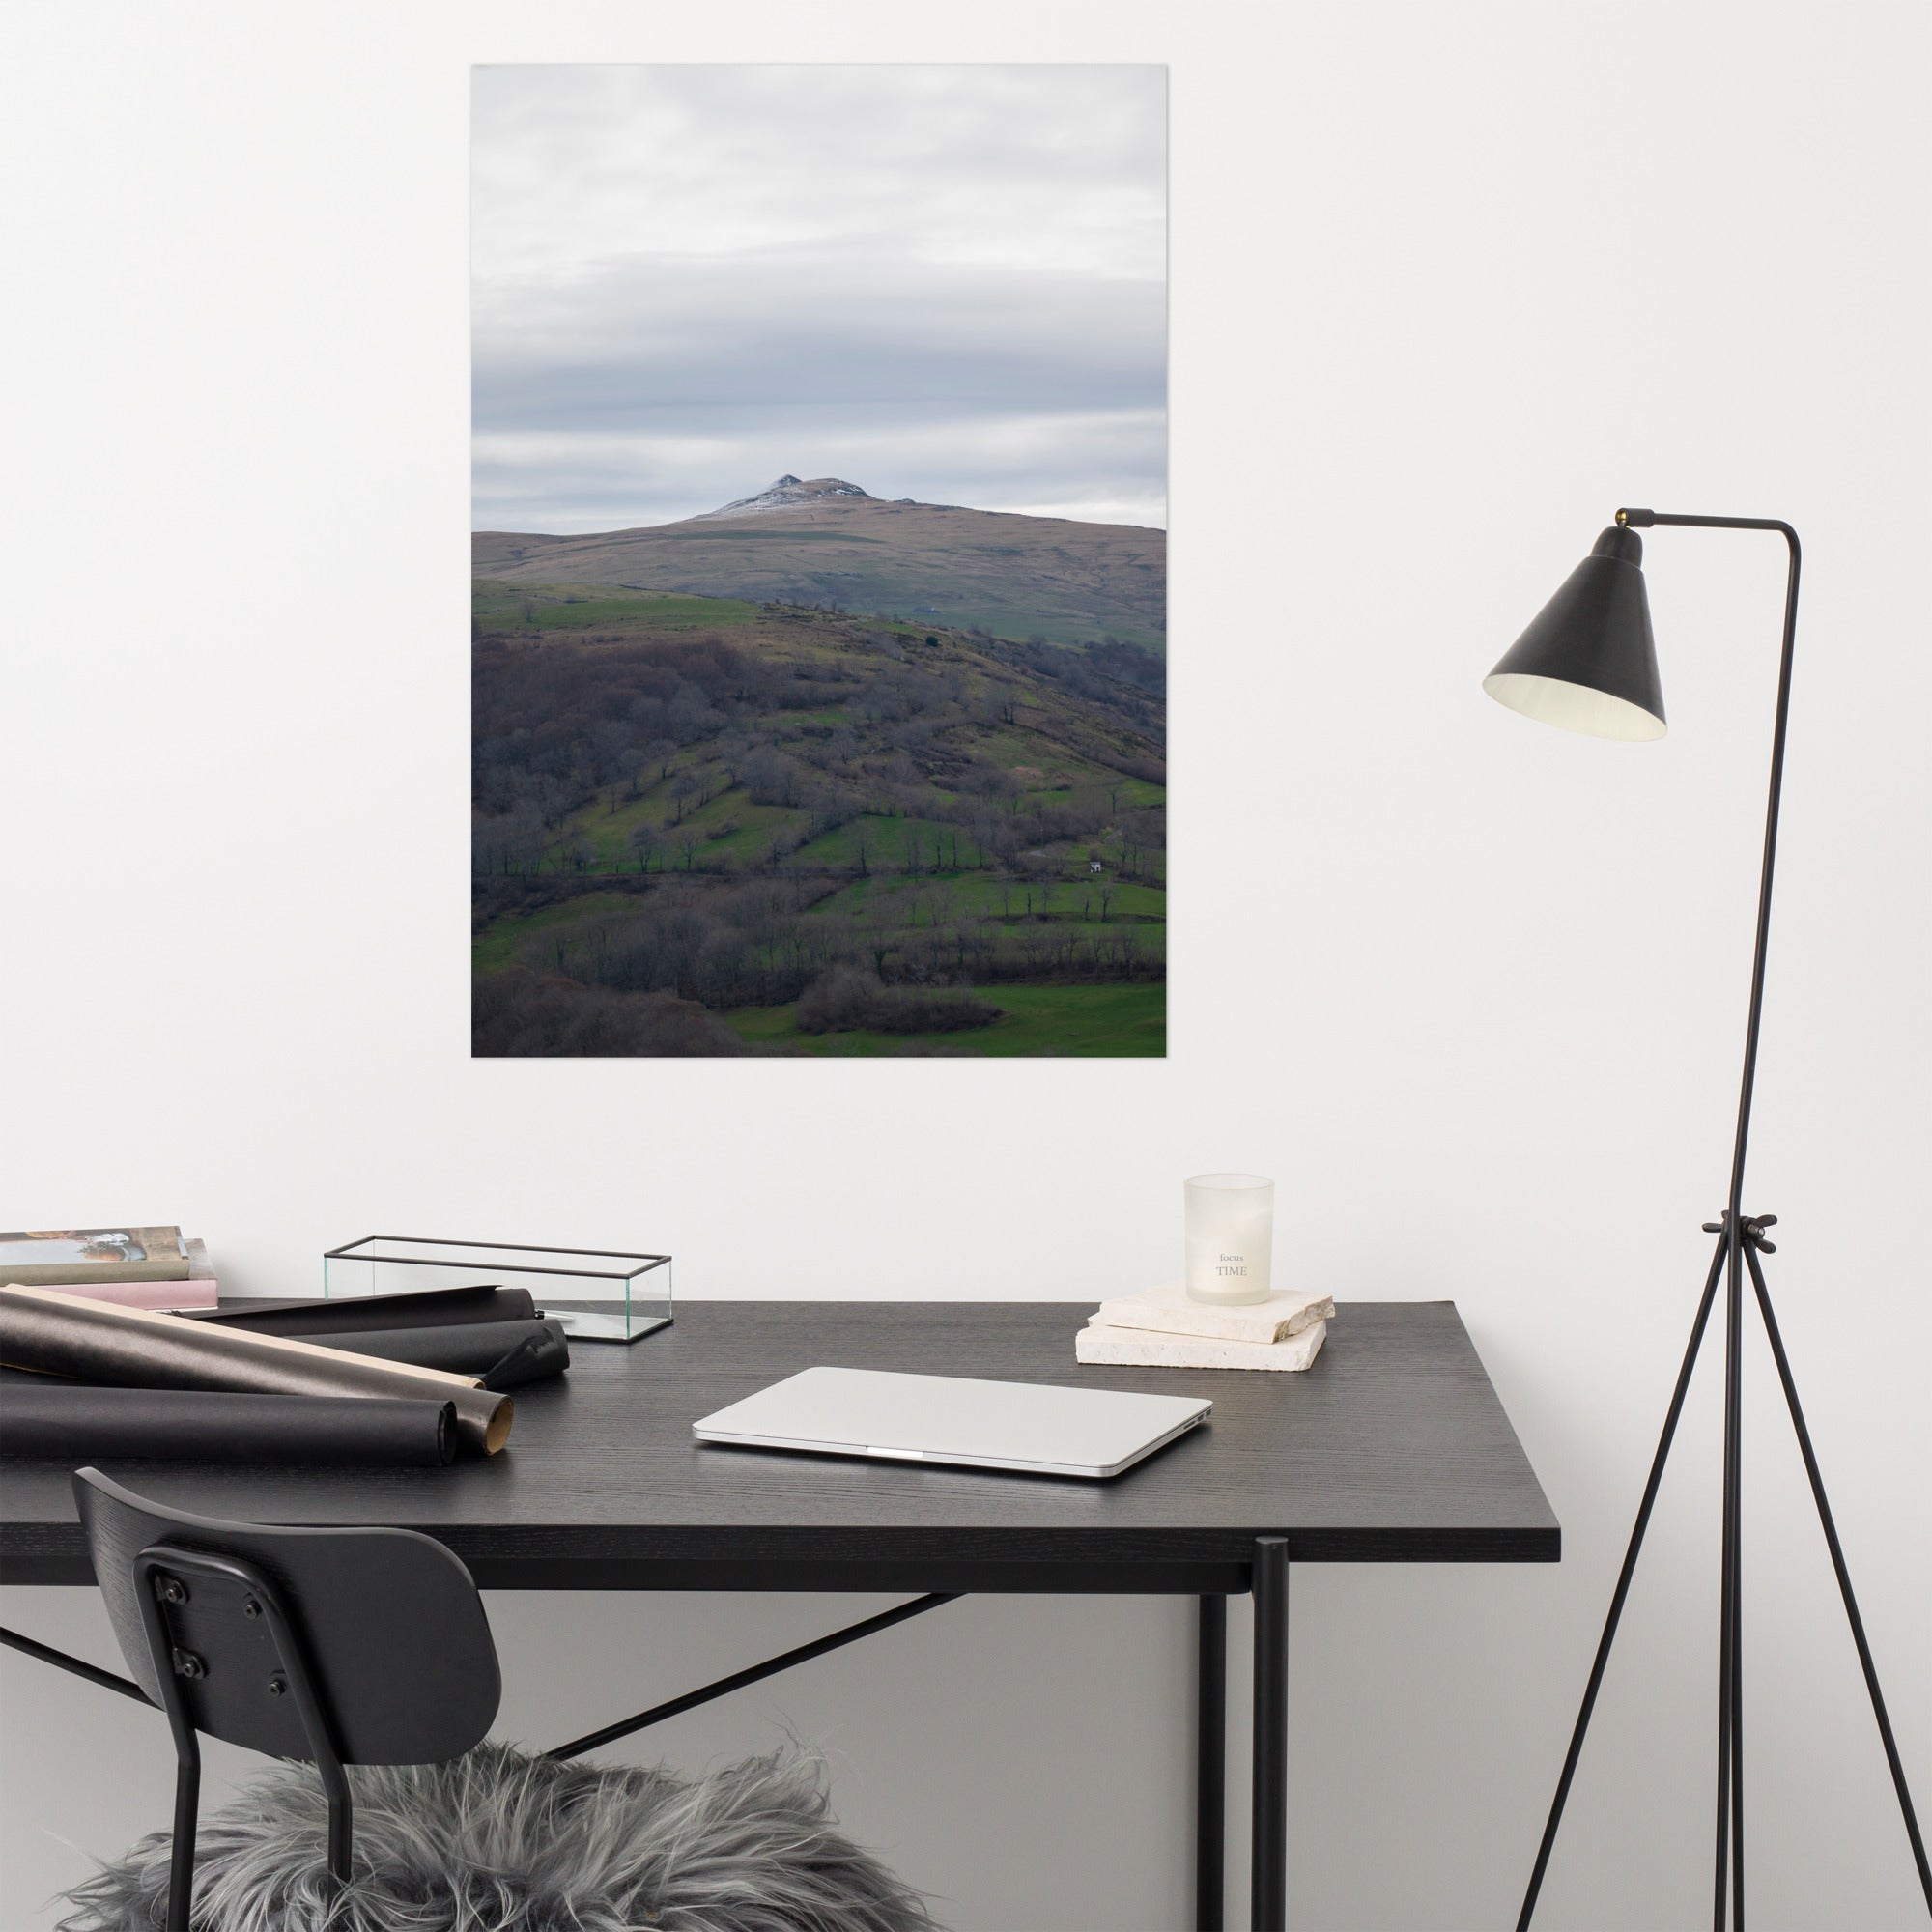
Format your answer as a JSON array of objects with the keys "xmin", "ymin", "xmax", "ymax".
[
  {"xmin": 267, "ymin": 1672, "xmax": 288, "ymax": 1697},
  {"xmin": 155, "ymin": 1576, "xmax": 188, "ymax": 1605},
  {"xmin": 242, "ymin": 1597, "xmax": 262, "ymax": 1619},
  {"xmin": 171, "ymin": 1648, "xmax": 205, "ymax": 1680}
]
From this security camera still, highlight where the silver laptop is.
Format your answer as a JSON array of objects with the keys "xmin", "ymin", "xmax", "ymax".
[{"xmin": 692, "ymin": 1366, "xmax": 1210, "ymax": 1480}]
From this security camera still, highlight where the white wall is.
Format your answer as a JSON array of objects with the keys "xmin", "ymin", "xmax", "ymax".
[{"xmin": 3, "ymin": 4, "xmax": 1927, "ymax": 1926}]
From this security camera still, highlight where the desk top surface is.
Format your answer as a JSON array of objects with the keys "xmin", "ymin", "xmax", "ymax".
[{"xmin": 0, "ymin": 1301, "xmax": 1558, "ymax": 1591}]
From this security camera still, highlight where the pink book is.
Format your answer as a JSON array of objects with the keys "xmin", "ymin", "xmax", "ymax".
[{"xmin": 37, "ymin": 1277, "xmax": 219, "ymax": 1312}]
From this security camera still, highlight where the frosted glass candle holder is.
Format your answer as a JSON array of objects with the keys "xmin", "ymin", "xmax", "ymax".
[{"xmin": 1184, "ymin": 1174, "xmax": 1274, "ymax": 1305}]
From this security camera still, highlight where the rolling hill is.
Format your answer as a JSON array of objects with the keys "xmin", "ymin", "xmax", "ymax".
[
  {"xmin": 473, "ymin": 476, "xmax": 1166, "ymax": 652},
  {"xmin": 471, "ymin": 583, "xmax": 1166, "ymax": 1056}
]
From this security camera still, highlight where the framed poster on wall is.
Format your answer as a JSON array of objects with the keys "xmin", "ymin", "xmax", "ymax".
[{"xmin": 471, "ymin": 65, "xmax": 1167, "ymax": 1057}]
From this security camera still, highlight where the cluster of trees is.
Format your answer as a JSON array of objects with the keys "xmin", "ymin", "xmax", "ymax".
[
  {"xmin": 511, "ymin": 875, "xmax": 1160, "ymax": 1014},
  {"xmin": 473, "ymin": 634, "xmax": 770, "ymax": 828},
  {"xmin": 795, "ymin": 968, "xmax": 1002, "ymax": 1035},
  {"xmin": 472, "ymin": 968, "xmax": 749, "ymax": 1057},
  {"xmin": 469, "ymin": 961, "xmax": 1017, "ymax": 1057}
]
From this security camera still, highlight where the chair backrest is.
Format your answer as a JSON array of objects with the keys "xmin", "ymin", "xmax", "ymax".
[{"xmin": 74, "ymin": 1468, "xmax": 500, "ymax": 1766}]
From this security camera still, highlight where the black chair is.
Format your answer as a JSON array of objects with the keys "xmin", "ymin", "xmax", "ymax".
[
  {"xmin": 73, "ymin": 1466, "xmax": 501, "ymax": 1932},
  {"xmin": 68, "ymin": 1468, "xmax": 933, "ymax": 1932}
]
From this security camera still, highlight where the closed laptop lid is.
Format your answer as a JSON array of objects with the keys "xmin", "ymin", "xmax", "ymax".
[{"xmin": 693, "ymin": 1366, "xmax": 1210, "ymax": 1478}]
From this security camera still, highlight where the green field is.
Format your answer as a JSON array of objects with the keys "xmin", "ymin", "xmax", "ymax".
[
  {"xmin": 791, "ymin": 814, "xmax": 983, "ymax": 871},
  {"xmin": 471, "ymin": 893, "xmax": 638, "ymax": 971},
  {"xmin": 723, "ymin": 983, "xmax": 1165, "ymax": 1057},
  {"xmin": 809, "ymin": 874, "xmax": 1166, "ymax": 924},
  {"xmin": 547, "ymin": 771, "xmax": 1164, "ymax": 886},
  {"xmin": 472, "ymin": 582, "xmax": 759, "ymax": 633},
  {"xmin": 572, "ymin": 786, "xmax": 798, "ymax": 868}
]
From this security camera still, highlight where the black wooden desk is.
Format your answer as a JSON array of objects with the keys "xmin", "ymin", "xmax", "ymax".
[{"xmin": 0, "ymin": 1300, "xmax": 1558, "ymax": 1930}]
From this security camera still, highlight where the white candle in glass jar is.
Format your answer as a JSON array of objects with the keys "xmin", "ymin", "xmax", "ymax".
[{"xmin": 1184, "ymin": 1173, "xmax": 1275, "ymax": 1305}]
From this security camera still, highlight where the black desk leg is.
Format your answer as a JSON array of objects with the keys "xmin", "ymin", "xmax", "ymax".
[
  {"xmin": 1252, "ymin": 1537, "xmax": 1290, "ymax": 1932},
  {"xmin": 1197, "ymin": 1594, "xmax": 1227, "ymax": 1931}
]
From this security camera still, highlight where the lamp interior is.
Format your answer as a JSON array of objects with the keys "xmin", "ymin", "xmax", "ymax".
[{"xmin": 1483, "ymin": 670, "xmax": 1668, "ymax": 742}]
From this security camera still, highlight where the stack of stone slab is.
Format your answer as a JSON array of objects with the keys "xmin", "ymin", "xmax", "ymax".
[{"xmin": 1074, "ymin": 1279, "xmax": 1332, "ymax": 1371}]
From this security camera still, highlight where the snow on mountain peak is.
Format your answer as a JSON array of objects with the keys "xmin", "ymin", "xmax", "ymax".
[{"xmin": 698, "ymin": 475, "xmax": 874, "ymax": 521}]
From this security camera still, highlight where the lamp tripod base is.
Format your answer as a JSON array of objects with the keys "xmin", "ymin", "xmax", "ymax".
[{"xmin": 1518, "ymin": 1213, "xmax": 1931, "ymax": 1929}]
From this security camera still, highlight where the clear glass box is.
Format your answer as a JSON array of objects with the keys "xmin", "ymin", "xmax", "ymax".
[{"xmin": 322, "ymin": 1237, "xmax": 671, "ymax": 1343}]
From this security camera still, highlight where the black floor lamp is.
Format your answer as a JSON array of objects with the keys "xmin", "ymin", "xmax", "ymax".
[{"xmin": 1484, "ymin": 510, "xmax": 1931, "ymax": 1930}]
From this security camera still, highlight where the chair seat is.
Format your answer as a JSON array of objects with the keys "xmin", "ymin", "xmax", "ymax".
[{"xmin": 59, "ymin": 1741, "xmax": 935, "ymax": 1932}]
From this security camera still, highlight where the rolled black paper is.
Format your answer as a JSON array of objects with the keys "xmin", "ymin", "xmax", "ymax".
[
  {"xmin": 0, "ymin": 1385, "xmax": 456, "ymax": 1466},
  {"xmin": 480, "ymin": 1335, "xmax": 551, "ymax": 1392},
  {"xmin": 0, "ymin": 1286, "xmax": 513, "ymax": 1456},
  {"xmin": 307, "ymin": 1318, "xmax": 568, "ymax": 1385},
  {"xmin": 186, "ymin": 1284, "xmax": 538, "ymax": 1335}
]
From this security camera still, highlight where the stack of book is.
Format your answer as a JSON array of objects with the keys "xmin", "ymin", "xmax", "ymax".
[
  {"xmin": 0, "ymin": 1227, "xmax": 216, "ymax": 1310},
  {"xmin": 1075, "ymin": 1279, "xmax": 1333, "ymax": 1371}
]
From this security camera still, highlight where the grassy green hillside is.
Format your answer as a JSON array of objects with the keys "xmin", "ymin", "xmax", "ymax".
[
  {"xmin": 725, "ymin": 984, "xmax": 1165, "ymax": 1057},
  {"xmin": 470, "ymin": 582, "xmax": 759, "ymax": 634},
  {"xmin": 472, "ymin": 584, "xmax": 1165, "ymax": 1057},
  {"xmin": 473, "ymin": 492, "xmax": 1165, "ymax": 653}
]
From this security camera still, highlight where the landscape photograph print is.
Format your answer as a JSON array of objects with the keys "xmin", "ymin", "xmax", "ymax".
[{"xmin": 472, "ymin": 65, "xmax": 1167, "ymax": 1057}]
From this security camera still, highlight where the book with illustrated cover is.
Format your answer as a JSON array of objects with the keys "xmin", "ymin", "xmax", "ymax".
[
  {"xmin": 0, "ymin": 1227, "xmax": 190, "ymax": 1285},
  {"xmin": 46, "ymin": 1239, "xmax": 217, "ymax": 1310}
]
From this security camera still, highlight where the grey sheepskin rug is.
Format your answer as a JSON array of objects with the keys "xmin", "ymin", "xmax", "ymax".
[{"xmin": 58, "ymin": 1741, "xmax": 938, "ymax": 1932}]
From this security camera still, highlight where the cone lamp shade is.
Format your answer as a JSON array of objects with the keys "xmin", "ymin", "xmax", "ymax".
[{"xmin": 1484, "ymin": 525, "xmax": 1667, "ymax": 740}]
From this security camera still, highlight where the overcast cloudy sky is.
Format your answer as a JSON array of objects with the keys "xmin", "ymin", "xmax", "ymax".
[{"xmin": 472, "ymin": 66, "xmax": 1166, "ymax": 533}]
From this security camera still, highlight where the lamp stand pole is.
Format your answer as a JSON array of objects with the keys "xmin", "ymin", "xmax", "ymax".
[{"xmin": 1517, "ymin": 513, "xmax": 1931, "ymax": 1931}]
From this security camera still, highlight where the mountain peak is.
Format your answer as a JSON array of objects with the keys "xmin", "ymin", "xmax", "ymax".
[{"xmin": 698, "ymin": 475, "xmax": 874, "ymax": 521}]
